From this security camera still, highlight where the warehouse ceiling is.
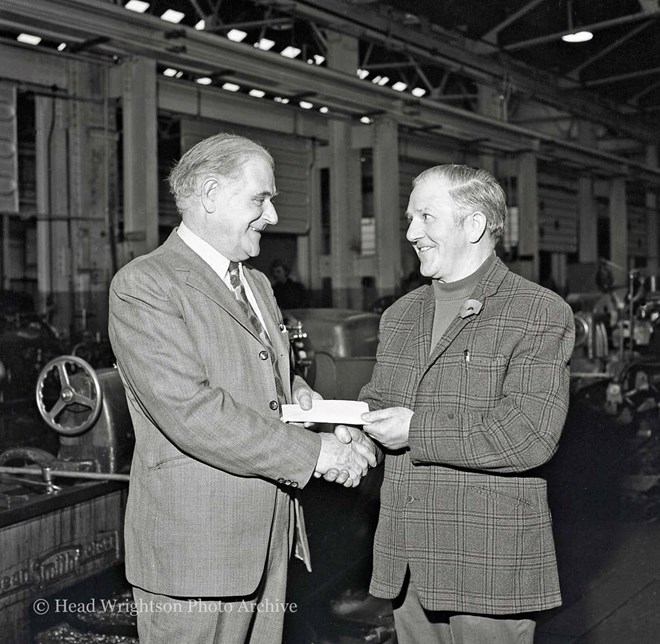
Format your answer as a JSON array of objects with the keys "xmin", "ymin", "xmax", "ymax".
[
  {"xmin": 1, "ymin": 0, "xmax": 659, "ymax": 146},
  {"xmin": 106, "ymin": 0, "xmax": 660, "ymax": 139}
]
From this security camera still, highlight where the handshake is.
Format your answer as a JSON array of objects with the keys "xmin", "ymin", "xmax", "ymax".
[{"xmin": 313, "ymin": 425, "xmax": 382, "ymax": 487}]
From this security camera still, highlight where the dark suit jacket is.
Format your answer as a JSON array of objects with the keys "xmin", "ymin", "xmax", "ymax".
[
  {"xmin": 108, "ymin": 231, "xmax": 321, "ymax": 597},
  {"xmin": 360, "ymin": 257, "xmax": 575, "ymax": 614}
]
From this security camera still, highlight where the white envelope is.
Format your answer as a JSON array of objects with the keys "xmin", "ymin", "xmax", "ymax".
[{"xmin": 281, "ymin": 400, "xmax": 369, "ymax": 425}]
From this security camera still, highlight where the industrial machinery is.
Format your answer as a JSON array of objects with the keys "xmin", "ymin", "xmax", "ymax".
[{"xmin": 0, "ymin": 356, "xmax": 132, "ymax": 642}]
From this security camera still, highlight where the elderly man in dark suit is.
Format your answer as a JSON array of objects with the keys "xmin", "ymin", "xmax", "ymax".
[
  {"xmin": 355, "ymin": 164, "xmax": 575, "ymax": 643},
  {"xmin": 109, "ymin": 133, "xmax": 376, "ymax": 643}
]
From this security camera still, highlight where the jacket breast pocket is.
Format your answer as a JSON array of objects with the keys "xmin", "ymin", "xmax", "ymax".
[{"xmin": 464, "ymin": 353, "xmax": 508, "ymax": 407}]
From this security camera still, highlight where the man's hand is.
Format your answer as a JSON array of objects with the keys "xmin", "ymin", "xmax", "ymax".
[
  {"xmin": 334, "ymin": 425, "xmax": 383, "ymax": 467},
  {"xmin": 314, "ymin": 433, "xmax": 370, "ymax": 487},
  {"xmin": 362, "ymin": 407, "xmax": 414, "ymax": 450},
  {"xmin": 292, "ymin": 385, "xmax": 323, "ymax": 428}
]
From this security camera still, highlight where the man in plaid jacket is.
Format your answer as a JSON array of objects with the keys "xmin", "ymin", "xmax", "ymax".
[{"xmin": 357, "ymin": 164, "xmax": 575, "ymax": 643}]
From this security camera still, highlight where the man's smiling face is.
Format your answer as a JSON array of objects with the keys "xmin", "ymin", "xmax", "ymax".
[
  {"xmin": 211, "ymin": 157, "xmax": 278, "ymax": 262},
  {"xmin": 405, "ymin": 179, "xmax": 472, "ymax": 282}
]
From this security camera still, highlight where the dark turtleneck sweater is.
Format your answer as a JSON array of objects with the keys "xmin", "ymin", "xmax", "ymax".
[{"xmin": 430, "ymin": 252, "xmax": 496, "ymax": 352}]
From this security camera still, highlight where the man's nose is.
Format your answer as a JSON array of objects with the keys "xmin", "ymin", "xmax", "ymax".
[
  {"xmin": 263, "ymin": 201, "xmax": 278, "ymax": 225},
  {"xmin": 406, "ymin": 219, "xmax": 420, "ymax": 242}
]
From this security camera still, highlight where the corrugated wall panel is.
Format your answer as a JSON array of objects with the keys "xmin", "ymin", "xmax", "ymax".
[
  {"xmin": 538, "ymin": 174, "xmax": 578, "ymax": 253},
  {"xmin": 627, "ymin": 205, "xmax": 648, "ymax": 258}
]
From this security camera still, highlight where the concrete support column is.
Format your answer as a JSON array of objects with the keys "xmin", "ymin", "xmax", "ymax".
[
  {"xmin": 36, "ymin": 95, "xmax": 73, "ymax": 333},
  {"xmin": 328, "ymin": 120, "xmax": 361, "ymax": 307},
  {"xmin": 609, "ymin": 176, "xmax": 628, "ymax": 272},
  {"xmin": 476, "ymin": 85, "xmax": 504, "ymax": 175},
  {"xmin": 122, "ymin": 57, "xmax": 158, "ymax": 263},
  {"xmin": 517, "ymin": 151, "xmax": 539, "ymax": 282},
  {"xmin": 578, "ymin": 175, "xmax": 598, "ymax": 263},
  {"xmin": 646, "ymin": 145, "xmax": 659, "ymax": 274},
  {"xmin": 372, "ymin": 118, "xmax": 401, "ymax": 295},
  {"xmin": 326, "ymin": 32, "xmax": 361, "ymax": 307}
]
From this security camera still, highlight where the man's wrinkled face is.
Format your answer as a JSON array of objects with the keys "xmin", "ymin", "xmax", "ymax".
[
  {"xmin": 210, "ymin": 157, "xmax": 278, "ymax": 261},
  {"xmin": 405, "ymin": 179, "xmax": 472, "ymax": 282}
]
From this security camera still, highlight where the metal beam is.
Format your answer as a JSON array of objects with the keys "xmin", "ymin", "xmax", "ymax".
[
  {"xmin": 568, "ymin": 20, "xmax": 653, "ymax": 76},
  {"xmin": 503, "ymin": 10, "xmax": 659, "ymax": 52},
  {"xmin": 481, "ymin": 0, "xmax": 550, "ymax": 43},
  {"xmin": 585, "ymin": 65, "xmax": 660, "ymax": 88},
  {"xmin": 2, "ymin": 0, "xmax": 660, "ymax": 183},
  {"xmin": 263, "ymin": 0, "xmax": 660, "ymax": 142}
]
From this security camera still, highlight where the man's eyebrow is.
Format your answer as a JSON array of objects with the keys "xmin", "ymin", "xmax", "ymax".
[{"xmin": 255, "ymin": 189, "xmax": 279, "ymax": 198}]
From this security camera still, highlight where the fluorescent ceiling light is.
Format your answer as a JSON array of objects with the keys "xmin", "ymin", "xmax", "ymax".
[
  {"xmin": 411, "ymin": 87, "xmax": 427, "ymax": 97},
  {"xmin": 160, "ymin": 9, "xmax": 185, "ymax": 24},
  {"xmin": 196, "ymin": 77, "xmax": 212, "ymax": 85},
  {"xmin": 255, "ymin": 38, "xmax": 275, "ymax": 51},
  {"xmin": 281, "ymin": 46, "xmax": 301, "ymax": 58},
  {"xmin": 562, "ymin": 30, "xmax": 593, "ymax": 43},
  {"xmin": 319, "ymin": 106, "xmax": 329, "ymax": 113},
  {"xmin": 392, "ymin": 81, "xmax": 407, "ymax": 92},
  {"xmin": 314, "ymin": 55, "xmax": 325, "ymax": 65},
  {"xmin": 357, "ymin": 68, "xmax": 369, "ymax": 80},
  {"xmin": 125, "ymin": 0, "xmax": 149, "ymax": 13},
  {"xmin": 194, "ymin": 20, "xmax": 205, "ymax": 30},
  {"xmin": 175, "ymin": 71, "xmax": 184, "ymax": 78},
  {"xmin": 163, "ymin": 68, "xmax": 178, "ymax": 77},
  {"xmin": 274, "ymin": 96, "xmax": 290, "ymax": 104},
  {"xmin": 17, "ymin": 33, "xmax": 41, "ymax": 46},
  {"xmin": 249, "ymin": 89, "xmax": 266, "ymax": 98},
  {"xmin": 57, "ymin": 42, "xmax": 67, "ymax": 51},
  {"xmin": 360, "ymin": 116, "xmax": 372, "ymax": 124},
  {"xmin": 371, "ymin": 75, "xmax": 382, "ymax": 84},
  {"xmin": 377, "ymin": 76, "xmax": 389, "ymax": 86},
  {"xmin": 227, "ymin": 29, "xmax": 247, "ymax": 42},
  {"xmin": 299, "ymin": 101, "xmax": 313, "ymax": 109},
  {"xmin": 222, "ymin": 82, "xmax": 240, "ymax": 92}
]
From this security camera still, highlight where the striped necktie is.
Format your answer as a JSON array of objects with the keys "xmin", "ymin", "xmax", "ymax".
[{"xmin": 228, "ymin": 261, "xmax": 286, "ymax": 403}]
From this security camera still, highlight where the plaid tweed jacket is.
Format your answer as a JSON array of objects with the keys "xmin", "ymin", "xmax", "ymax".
[{"xmin": 360, "ymin": 257, "xmax": 575, "ymax": 614}]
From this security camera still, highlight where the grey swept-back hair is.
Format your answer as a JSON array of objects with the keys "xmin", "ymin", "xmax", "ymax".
[
  {"xmin": 413, "ymin": 164, "xmax": 506, "ymax": 242},
  {"xmin": 169, "ymin": 133, "xmax": 273, "ymax": 212}
]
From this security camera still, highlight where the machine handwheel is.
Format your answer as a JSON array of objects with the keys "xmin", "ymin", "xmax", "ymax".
[{"xmin": 36, "ymin": 355, "xmax": 102, "ymax": 435}]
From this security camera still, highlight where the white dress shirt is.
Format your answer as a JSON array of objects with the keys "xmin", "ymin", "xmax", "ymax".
[{"xmin": 177, "ymin": 222, "xmax": 269, "ymax": 332}]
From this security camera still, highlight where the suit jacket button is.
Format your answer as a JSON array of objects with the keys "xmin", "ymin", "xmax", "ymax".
[
  {"xmin": 285, "ymin": 479, "xmax": 292, "ymax": 486},
  {"xmin": 270, "ymin": 400, "xmax": 279, "ymax": 411},
  {"xmin": 259, "ymin": 350, "xmax": 269, "ymax": 360},
  {"xmin": 406, "ymin": 495, "xmax": 415, "ymax": 504},
  {"xmin": 291, "ymin": 481, "xmax": 299, "ymax": 488},
  {"xmin": 277, "ymin": 478, "xmax": 285, "ymax": 484}
]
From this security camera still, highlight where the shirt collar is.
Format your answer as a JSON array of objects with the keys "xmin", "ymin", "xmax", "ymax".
[{"xmin": 177, "ymin": 222, "xmax": 237, "ymax": 282}]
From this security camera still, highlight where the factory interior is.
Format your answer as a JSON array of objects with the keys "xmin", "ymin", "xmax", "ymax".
[{"xmin": 1, "ymin": 0, "xmax": 660, "ymax": 642}]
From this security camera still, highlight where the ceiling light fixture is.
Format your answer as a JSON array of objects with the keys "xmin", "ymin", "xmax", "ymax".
[
  {"xmin": 17, "ymin": 33, "xmax": 42, "ymax": 45},
  {"xmin": 357, "ymin": 68, "xmax": 369, "ymax": 80},
  {"xmin": 227, "ymin": 29, "xmax": 247, "ymax": 42},
  {"xmin": 160, "ymin": 9, "xmax": 185, "ymax": 24},
  {"xmin": 377, "ymin": 76, "xmax": 390, "ymax": 86},
  {"xmin": 411, "ymin": 87, "xmax": 427, "ymax": 97},
  {"xmin": 249, "ymin": 89, "xmax": 266, "ymax": 98},
  {"xmin": 163, "ymin": 68, "xmax": 178, "ymax": 77},
  {"xmin": 57, "ymin": 42, "xmax": 67, "ymax": 51},
  {"xmin": 561, "ymin": 0, "xmax": 593, "ymax": 43},
  {"xmin": 196, "ymin": 77, "xmax": 212, "ymax": 85},
  {"xmin": 125, "ymin": 0, "xmax": 149, "ymax": 13},
  {"xmin": 313, "ymin": 55, "xmax": 325, "ymax": 65},
  {"xmin": 255, "ymin": 38, "xmax": 275, "ymax": 51},
  {"xmin": 392, "ymin": 81, "xmax": 407, "ymax": 92},
  {"xmin": 360, "ymin": 116, "xmax": 372, "ymax": 124},
  {"xmin": 319, "ymin": 106, "xmax": 329, "ymax": 113},
  {"xmin": 299, "ymin": 101, "xmax": 313, "ymax": 109},
  {"xmin": 281, "ymin": 46, "xmax": 301, "ymax": 58},
  {"xmin": 222, "ymin": 82, "xmax": 240, "ymax": 92},
  {"xmin": 194, "ymin": 20, "xmax": 205, "ymax": 30}
]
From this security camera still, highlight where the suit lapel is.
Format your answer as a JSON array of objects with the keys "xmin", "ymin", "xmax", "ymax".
[{"xmin": 164, "ymin": 232, "xmax": 263, "ymax": 343}]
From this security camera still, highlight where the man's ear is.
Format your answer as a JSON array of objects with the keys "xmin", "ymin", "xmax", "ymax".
[
  {"xmin": 467, "ymin": 211, "xmax": 487, "ymax": 243},
  {"xmin": 200, "ymin": 176, "xmax": 218, "ymax": 214}
]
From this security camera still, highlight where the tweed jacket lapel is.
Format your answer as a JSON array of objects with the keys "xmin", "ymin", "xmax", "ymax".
[
  {"xmin": 163, "ymin": 231, "xmax": 264, "ymax": 344},
  {"xmin": 424, "ymin": 256, "xmax": 510, "ymax": 371}
]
